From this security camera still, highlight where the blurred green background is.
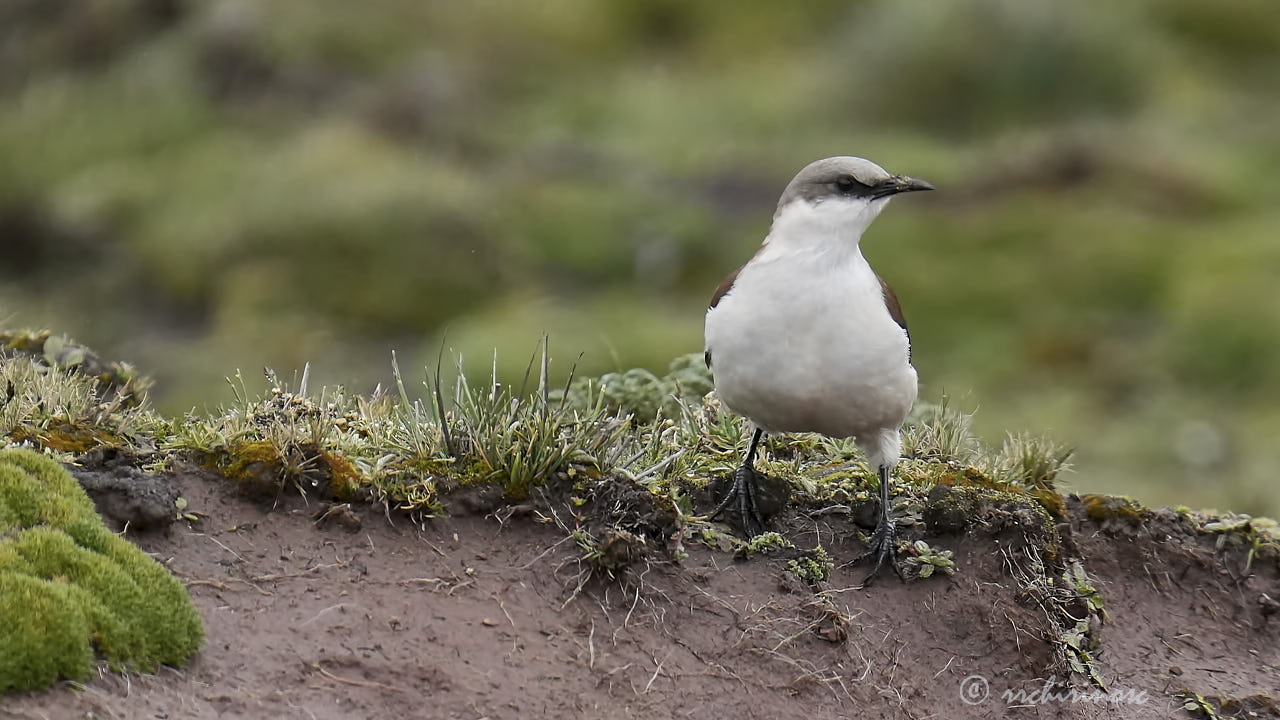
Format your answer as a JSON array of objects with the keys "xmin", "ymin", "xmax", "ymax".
[{"xmin": 2, "ymin": 0, "xmax": 1278, "ymax": 514}]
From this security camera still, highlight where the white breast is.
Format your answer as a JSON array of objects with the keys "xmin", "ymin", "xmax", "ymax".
[{"xmin": 704, "ymin": 225, "xmax": 917, "ymax": 442}]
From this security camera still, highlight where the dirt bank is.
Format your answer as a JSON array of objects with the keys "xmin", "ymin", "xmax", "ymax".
[{"xmin": 4, "ymin": 463, "xmax": 1276, "ymax": 720}]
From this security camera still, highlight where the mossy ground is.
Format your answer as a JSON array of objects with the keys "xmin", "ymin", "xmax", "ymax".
[
  {"xmin": 0, "ymin": 449, "xmax": 203, "ymax": 693},
  {"xmin": 2, "ymin": 330, "xmax": 1276, "ymax": 698}
]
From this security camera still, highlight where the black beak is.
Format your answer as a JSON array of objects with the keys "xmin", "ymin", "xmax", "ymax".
[{"xmin": 871, "ymin": 175, "xmax": 935, "ymax": 199}]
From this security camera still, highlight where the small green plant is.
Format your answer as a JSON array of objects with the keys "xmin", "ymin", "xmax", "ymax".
[
  {"xmin": 746, "ymin": 531, "xmax": 794, "ymax": 555},
  {"xmin": 1064, "ymin": 561, "xmax": 1107, "ymax": 619},
  {"xmin": 1201, "ymin": 514, "xmax": 1252, "ymax": 534},
  {"xmin": 1178, "ymin": 691, "xmax": 1220, "ymax": 719},
  {"xmin": 1198, "ymin": 513, "xmax": 1280, "ymax": 570},
  {"xmin": 1202, "ymin": 513, "xmax": 1254, "ymax": 552},
  {"xmin": 1058, "ymin": 619, "xmax": 1106, "ymax": 689},
  {"xmin": 904, "ymin": 540, "xmax": 956, "ymax": 579},
  {"xmin": 174, "ymin": 496, "xmax": 200, "ymax": 523}
]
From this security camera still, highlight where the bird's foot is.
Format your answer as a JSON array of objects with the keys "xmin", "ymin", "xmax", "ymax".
[
  {"xmin": 858, "ymin": 516, "xmax": 904, "ymax": 588},
  {"xmin": 708, "ymin": 463, "xmax": 766, "ymax": 537}
]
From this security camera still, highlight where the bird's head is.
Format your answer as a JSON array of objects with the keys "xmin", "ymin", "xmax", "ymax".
[{"xmin": 772, "ymin": 156, "xmax": 933, "ymax": 240}]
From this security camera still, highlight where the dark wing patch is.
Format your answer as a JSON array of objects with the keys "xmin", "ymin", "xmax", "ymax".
[
  {"xmin": 708, "ymin": 266, "xmax": 742, "ymax": 310},
  {"xmin": 878, "ymin": 274, "xmax": 911, "ymax": 361},
  {"xmin": 707, "ymin": 254, "xmax": 760, "ymax": 368},
  {"xmin": 706, "ymin": 265, "xmax": 744, "ymax": 369},
  {"xmin": 878, "ymin": 274, "xmax": 909, "ymax": 339}
]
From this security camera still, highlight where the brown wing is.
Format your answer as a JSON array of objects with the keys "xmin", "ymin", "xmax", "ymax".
[
  {"xmin": 708, "ymin": 266, "xmax": 742, "ymax": 310},
  {"xmin": 877, "ymin": 274, "xmax": 910, "ymax": 359},
  {"xmin": 704, "ymin": 265, "xmax": 744, "ymax": 369}
]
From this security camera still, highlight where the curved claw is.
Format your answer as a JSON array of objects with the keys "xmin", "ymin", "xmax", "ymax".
[
  {"xmin": 709, "ymin": 464, "xmax": 766, "ymax": 537},
  {"xmin": 858, "ymin": 518, "xmax": 903, "ymax": 588}
]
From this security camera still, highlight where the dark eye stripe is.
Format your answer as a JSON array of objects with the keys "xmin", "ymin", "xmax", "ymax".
[{"xmin": 833, "ymin": 175, "xmax": 873, "ymax": 196}]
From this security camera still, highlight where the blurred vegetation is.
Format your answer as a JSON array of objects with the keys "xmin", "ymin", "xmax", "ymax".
[{"xmin": 1, "ymin": 0, "xmax": 1278, "ymax": 515}]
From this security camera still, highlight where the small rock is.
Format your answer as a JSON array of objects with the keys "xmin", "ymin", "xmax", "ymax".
[
  {"xmin": 923, "ymin": 485, "xmax": 969, "ymax": 534},
  {"xmin": 67, "ymin": 460, "xmax": 179, "ymax": 532},
  {"xmin": 1260, "ymin": 593, "xmax": 1278, "ymax": 618},
  {"xmin": 312, "ymin": 503, "xmax": 362, "ymax": 533}
]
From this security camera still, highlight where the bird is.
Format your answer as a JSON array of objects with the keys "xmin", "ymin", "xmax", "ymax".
[{"xmin": 702, "ymin": 156, "xmax": 933, "ymax": 585}]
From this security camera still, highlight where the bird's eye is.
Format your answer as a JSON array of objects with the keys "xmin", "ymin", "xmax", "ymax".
[{"xmin": 834, "ymin": 176, "xmax": 858, "ymax": 194}]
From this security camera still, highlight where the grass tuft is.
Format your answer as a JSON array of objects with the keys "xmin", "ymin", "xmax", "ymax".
[
  {"xmin": 445, "ymin": 340, "xmax": 629, "ymax": 497},
  {"xmin": 902, "ymin": 397, "xmax": 981, "ymax": 465},
  {"xmin": 994, "ymin": 432, "xmax": 1076, "ymax": 492}
]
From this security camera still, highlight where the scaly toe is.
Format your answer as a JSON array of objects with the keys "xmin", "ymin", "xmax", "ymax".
[{"xmin": 858, "ymin": 524, "xmax": 902, "ymax": 588}]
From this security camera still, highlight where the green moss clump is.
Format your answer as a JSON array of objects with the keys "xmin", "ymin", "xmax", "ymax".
[
  {"xmin": 934, "ymin": 465, "xmax": 1007, "ymax": 490},
  {"xmin": 556, "ymin": 352, "xmax": 714, "ymax": 421},
  {"xmin": 923, "ymin": 484, "xmax": 1038, "ymax": 532},
  {"xmin": 222, "ymin": 439, "xmax": 286, "ymax": 499},
  {"xmin": 1030, "ymin": 487, "xmax": 1069, "ymax": 523},
  {"xmin": 923, "ymin": 483, "xmax": 1061, "ymax": 562},
  {"xmin": 0, "ymin": 573, "xmax": 94, "ymax": 691},
  {"xmin": 0, "ymin": 449, "xmax": 204, "ymax": 694},
  {"xmin": 9, "ymin": 419, "xmax": 124, "ymax": 454},
  {"xmin": 595, "ymin": 368, "xmax": 671, "ymax": 420},
  {"xmin": 786, "ymin": 546, "xmax": 834, "ymax": 584},
  {"xmin": 217, "ymin": 441, "xmax": 367, "ymax": 501},
  {"xmin": 1079, "ymin": 493, "xmax": 1146, "ymax": 528},
  {"xmin": 322, "ymin": 450, "xmax": 363, "ymax": 501}
]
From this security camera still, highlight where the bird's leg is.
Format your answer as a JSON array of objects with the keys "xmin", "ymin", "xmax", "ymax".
[
  {"xmin": 859, "ymin": 463, "xmax": 904, "ymax": 587},
  {"xmin": 708, "ymin": 426, "xmax": 766, "ymax": 537}
]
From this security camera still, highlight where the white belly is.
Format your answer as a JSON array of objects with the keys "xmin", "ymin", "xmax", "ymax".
[{"xmin": 704, "ymin": 249, "xmax": 917, "ymax": 440}]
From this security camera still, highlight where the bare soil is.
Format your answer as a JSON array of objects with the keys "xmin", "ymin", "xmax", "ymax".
[{"xmin": 3, "ymin": 468, "xmax": 1277, "ymax": 720}]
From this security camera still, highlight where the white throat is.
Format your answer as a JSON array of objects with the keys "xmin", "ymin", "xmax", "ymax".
[{"xmin": 760, "ymin": 196, "xmax": 890, "ymax": 261}]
